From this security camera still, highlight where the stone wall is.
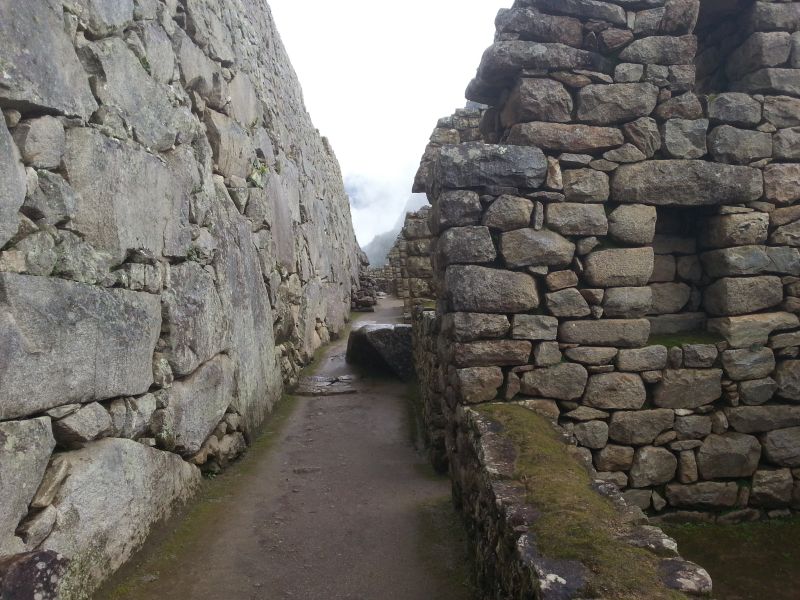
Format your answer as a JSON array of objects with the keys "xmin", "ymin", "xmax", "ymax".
[
  {"xmin": 0, "ymin": 0, "xmax": 361, "ymax": 596},
  {"xmin": 417, "ymin": 0, "xmax": 800, "ymax": 532}
]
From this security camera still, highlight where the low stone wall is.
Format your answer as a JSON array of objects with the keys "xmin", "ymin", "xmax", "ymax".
[
  {"xmin": 0, "ymin": 0, "xmax": 361, "ymax": 596},
  {"xmin": 449, "ymin": 402, "xmax": 712, "ymax": 599},
  {"xmin": 412, "ymin": 308, "xmax": 448, "ymax": 471}
]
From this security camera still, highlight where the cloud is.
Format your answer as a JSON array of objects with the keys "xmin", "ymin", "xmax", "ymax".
[{"xmin": 268, "ymin": 0, "xmax": 509, "ymax": 246}]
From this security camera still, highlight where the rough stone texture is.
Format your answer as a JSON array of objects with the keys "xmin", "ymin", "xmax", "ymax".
[
  {"xmin": 507, "ymin": 122, "xmax": 624, "ymax": 152},
  {"xmin": 520, "ymin": 363, "xmax": 588, "ymax": 400},
  {"xmin": 0, "ymin": 1, "xmax": 362, "ymax": 594},
  {"xmin": 704, "ymin": 276, "xmax": 784, "ymax": 316},
  {"xmin": 432, "ymin": 143, "xmax": 547, "ymax": 192},
  {"xmin": 630, "ymin": 447, "xmax": 678, "ymax": 488},
  {"xmin": 0, "ymin": 0, "xmax": 98, "ymax": 118},
  {"xmin": 0, "ymin": 418, "xmax": 55, "ymax": 556},
  {"xmin": 654, "ymin": 370, "xmax": 723, "ymax": 409},
  {"xmin": 0, "ymin": 120, "xmax": 27, "ymax": 248},
  {"xmin": 500, "ymin": 228, "xmax": 575, "ymax": 268},
  {"xmin": 346, "ymin": 324, "xmax": 414, "ymax": 379},
  {"xmin": 42, "ymin": 439, "xmax": 201, "ymax": 595},
  {"xmin": 162, "ymin": 262, "xmax": 230, "ymax": 377},
  {"xmin": 445, "ymin": 265, "xmax": 538, "ymax": 313},
  {"xmin": 697, "ymin": 433, "xmax": 762, "ymax": 479},
  {"xmin": 612, "ymin": 161, "xmax": 763, "ymax": 206},
  {"xmin": 576, "ymin": 83, "xmax": 659, "ymax": 125},
  {"xmin": 559, "ymin": 319, "xmax": 651, "ymax": 348},
  {"xmin": 0, "ymin": 274, "xmax": 161, "ymax": 420},
  {"xmin": 584, "ymin": 248, "xmax": 654, "ymax": 287},
  {"xmin": 762, "ymin": 427, "xmax": 800, "ymax": 467},
  {"xmin": 584, "ymin": 373, "xmax": 647, "ymax": 410}
]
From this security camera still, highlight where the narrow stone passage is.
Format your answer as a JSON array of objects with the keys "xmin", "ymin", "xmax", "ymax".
[{"xmin": 97, "ymin": 297, "xmax": 474, "ymax": 600}]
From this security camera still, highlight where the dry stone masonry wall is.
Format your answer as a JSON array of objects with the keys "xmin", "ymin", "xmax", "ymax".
[
  {"xmin": 417, "ymin": 0, "xmax": 800, "ymax": 536},
  {"xmin": 0, "ymin": 0, "xmax": 361, "ymax": 596}
]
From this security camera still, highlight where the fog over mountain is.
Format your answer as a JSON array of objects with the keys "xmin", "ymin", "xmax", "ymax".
[{"xmin": 361, "ymin": 193, "xmax": 429, "ymax": 266}]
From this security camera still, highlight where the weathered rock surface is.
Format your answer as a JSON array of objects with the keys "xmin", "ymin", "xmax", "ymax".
[
  {"xmin": 445, "ymin": 265, "xmax": 539, "ymax": 313},
  {"xmin": 697, "ymin": 433, "xmax": 762, "ymax": 479},
  {"xmin": 653, "ymin": 369, "xmax": 723, "ymax": 409},
  {"xmin": 0, "ymin": 418, "xmax": 56, "ymax": 556},
  {"xmin": 42, "ymin": 439, "xmax": 201, "ymax": 595},
  {"xmin": 521, "ymin": 363, "xmax": 588, "ymax": 400},
  {"xmin": 584, "ymin": 373, "xmax": 647, "ymax": 410},
  {"xmin": 612, "ymin": 161, "xmax": 763, "ymax": 206},
  {"xmin": 609, "ymin": 410, "xmax": 675, "ymax": 445},
  {"xmin": 346, "ymin": 324, "xmax": 414, "ymax": 379},
  {"xmin": 432, "ymin": 143, "xmax": 547, "ymax": 191},
  {"xmin": 166, "ymin": 355, "xmax": 236, "ymax": 455},
  {"xmin": 0, "ymin": 273, "xmax": 161, "ymax": 420}
]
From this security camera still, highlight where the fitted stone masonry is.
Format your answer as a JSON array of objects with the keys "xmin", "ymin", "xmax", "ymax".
[
  {"xmin": 413, "ymin": 0, "xmax": 800, "ymax": 542},
  {"xmin": 0, "ymin": 0, "xmax": 362, "ymax": 596}
]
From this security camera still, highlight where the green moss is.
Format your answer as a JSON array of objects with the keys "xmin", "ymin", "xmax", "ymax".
[
  {"xmin": 647, "ymin": 331, "xmax": 724, "ymax": 348},
  {"xmin": 100, "ymin": 395, "xmax": 299, "ymax": 599},
  {"xmin": 666, "ymin": 519, "xmax": 800, "ymax": 600},
  {"xmin": 416, "ymin": 496, "xmax": 478, "ymax": 599},
  {"xmin": 476, "ymin": 404, "xmax": 689, "ymax": 600}
]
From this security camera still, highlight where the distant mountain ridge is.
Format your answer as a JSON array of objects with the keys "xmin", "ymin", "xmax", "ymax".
[{"xmin": 362, "ymin": 194, "xmax": 429, "ymax": 266}]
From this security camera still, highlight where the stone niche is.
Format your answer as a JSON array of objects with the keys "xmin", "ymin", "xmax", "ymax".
[{"xmin": 417, "ymin": 0, "xmax": 800, "ymax": 520}]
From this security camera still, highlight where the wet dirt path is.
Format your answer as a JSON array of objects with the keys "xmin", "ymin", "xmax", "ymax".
[{"xmin": 99, "ymin": 298, "xmax": 474, "ymax": 600}]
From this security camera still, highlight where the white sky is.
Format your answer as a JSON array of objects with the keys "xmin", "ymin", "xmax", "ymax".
[{"xmin": 268, "ymin": 0, "xmax": 509, "ymax": 246}]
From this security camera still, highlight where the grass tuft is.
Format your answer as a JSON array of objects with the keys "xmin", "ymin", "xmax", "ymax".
[{"xmin": 477, "ymin": 404, "xmax": 688, "ymax": 600}]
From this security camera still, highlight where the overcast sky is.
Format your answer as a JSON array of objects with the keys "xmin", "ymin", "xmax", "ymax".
[{"xmin": 268, "ymin": 0, "xmax": 509, "ymax": 247}]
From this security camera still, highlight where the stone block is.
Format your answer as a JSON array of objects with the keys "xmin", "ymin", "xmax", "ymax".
[
  {"xmin": 442, "ymin": 313, "xmax": 511, "ymax": 342},
  {"xmin": 452, "ymin": 367, "xmax": 504, "ymax": 404},
  {"xmin": 708, "ymin": 125, "xmax": 772, "ymax": 165},
  {"xmin": 697, "ymin": 433, "xmax": 762, "ymax": 479},
  {"xmin": 584, "ymin": 373, "xmax": 647, "ymax": 410},
  {"xmin": 559, "ymin": 319, "xmax": 651, "ymax": 348},
  {"xmin": 562, "ymin": 169, "xmax": 610, "ymax": 203},
  {"xmin": 576, "ymin": 83, "xmax": 659, "ymax": 125},
  {"xmin": 507, "ymin": 122, "xmax": 624, "ymax": 153},
  {"xmin": 617, "ymin": 345, "xmax": 668, "ymax": 372},
  {"xmin": 721, "ymin": 348, "xmax": 775, "ymax": 381},
  {"xmin": 41, "ymin": 439, "xmax": 201, "ymax": 594},
  {"xmin": 708, "ymin": 312, "xmax": 799, "ymax": 348},
  {"xmin": 432, "ymin": 190, "xmax": 482, "ymax": 232},
  {"xmin": 0, "ymin": 0, "xmax": 98, "ymax": 118},
  {"xmin": 520, "ymin": 363, "xmax": 588, "ymax": 400},
  {"xmin": 166, "ymin": 355, "xmax": 235, "ymax": 455},
  {"xmin": 53, "ymin": 403, "xmax": 113, "ymax": 448},
  {"xmin": 0, "ymin": 273, "xmax": 161, "ymax": 420},
  {"xmin": 608, "ymin": 204, "xmax": 657, "ymax": 245},
  {"xmin": 545, "ymin": 288, "xmax": 591, "ymax": 318},
  {"xmin": 595, "ymin": 444, "xmax": 635, "ymax": 472},
  {"xmin": 751, "ymin": 469, "xmax": 794, "ymax": 508},
  {"xmin": 546, "ymin": 203, "xmax": 608, "ymax": 236},
  {"xmin": 762, "ymin": 427, "xmax": 800, "ymax": 468},
  {"xmin": 726, "ymin": 32, "xmax": 792, "ymax": 81},
  {"xmin": 611, "ymin": 160, "xmax": 763, "ymax": 206},
  {"xmin": 11, "ymin": 116, "xmax": 65, "ymax": 169},
  {"xmin": 603, "ymin": 287, "xmax": 653, "ymax": 319},
  {"xmin": 433, "ymin": 143, "xmax": 547, "ymax": 191},
  {"xmin": 623, "ymin": 117, "xmax": 662, "ymax": 157},
  {"xmin": 500, "ymin": 228, "xmax": 575, "ymax": 268},
  {"xmin": 511, "ymin": 314, "xmax": 559, "ymax": 341},
  {"xmin": 609, "ymin": 409, "xmax": 675, "ymax": 445},
  {"xmin": 665, "ymin": 482, "xmax": 738, "ymax": 508},
  {"xmin": 661, "ymin": 119, "xmax": 708, "ymax": 159},
  {"xmin": 0, "ymin": 418, "xmax": 55, "ymax": 556},
  {"xmin": 495, "ymin": 8, "xmax": 584, "ymax": 47},
  {"xmin": 0, "ymin": 120, "xmax": 27, "ymax": 248},
  {"xmin": 574, "ymin": 421, "xmax": 609, "ymax": 449},
  {"xmin": 501, "ymin": 78, "xmax": 573, "ymax": 125},
  {"xmin": 436, "ymin": 226, "xmax": 497, "ymax": 266},
  {"xmin": 764, "ymin": 163, "xmax": 800, "ymax": 204},
  {"xmin": 740, "ymin": 377, "xmax": 777, "ymax": 406},
  {"xmin": 704, "ymin": 276, "xmax": 783, "ymax": 317},
  {"xmin": 775, "ymin": 359, "xmax": 800, "ymax": 401},
  {"xmin": 445, "ymin": 265, "xmax": 539, "ymax": 313},
  {"xmin": 482, "ymin": 195, "xmax": 532, "ymax": 232},
  {"xmin": 630, "ymin": 446, "xmax": 678, "ymax": 488},
  {"xmin": 707, "ymin": 93, "xmax": 762, "ymax": 126},
  {"xmin": 584, "ymin": 248, "xmax": 654, "ymax": 287},
  {"xmin": 725, "ymin": 405, "xmax": 800, "ymax": 433},
  {"xmin": 452, "ymin": 340, "xmax": 532, "ymax": 368},
  {"xmin": 649, "ymin": 282, "xmax": 691, "ymax": 314},
  {"xmin": 653, "ymin": 369, "xmax": 723, "ymax": 409}
]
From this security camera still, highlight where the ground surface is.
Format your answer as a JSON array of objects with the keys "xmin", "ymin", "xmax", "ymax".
[
  {"xmin": 98, "ymin": 297, "xmax": 475, "ymax": 600},
  {"xmin": 666, "ymin": 518, "xmax": 800, "ymax": 600}
]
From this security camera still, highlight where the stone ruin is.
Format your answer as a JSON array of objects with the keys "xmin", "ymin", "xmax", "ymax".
[
  {"xmin": 0, "ymin": 0, "xmax": 362, "ymax": 596},
  {"xmin": 413, "ymin": 0, "xmax": 800, "ymax": 524}
]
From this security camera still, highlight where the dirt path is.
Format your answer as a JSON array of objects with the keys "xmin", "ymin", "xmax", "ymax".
[{"xmin": 99, "ymin": 298, "xmax": 474, "ymax": 600}]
